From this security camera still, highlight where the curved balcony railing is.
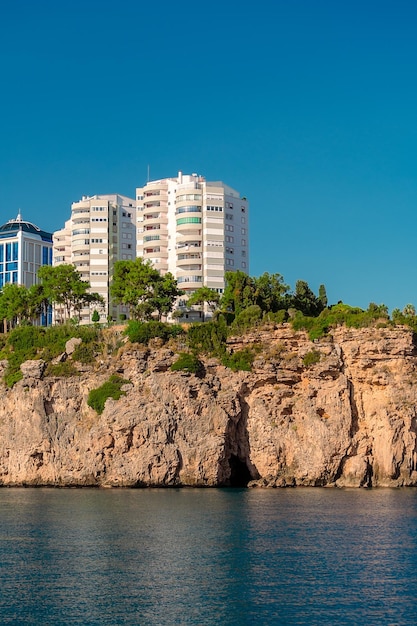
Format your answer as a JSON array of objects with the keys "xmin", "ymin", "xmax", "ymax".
[
  {"xmin": 175, "ymin": 206, "xmax": 202, "ymax": 215},
  {"xmin": 177, "ymin": 275, "xmax": 203, "ymax": 285}
]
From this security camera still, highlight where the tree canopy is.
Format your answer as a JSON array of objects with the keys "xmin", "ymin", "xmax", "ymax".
[
  {"xmin": 110, "ymin": 259, "xmax": 182, "ymax": 321},
  {"xmin": 38, "ymin": 264, "xmax": 103, "ymax": 322},
  {"xmin": 187, "ymin": 286, "xmax": 220, "ymax": 321}
]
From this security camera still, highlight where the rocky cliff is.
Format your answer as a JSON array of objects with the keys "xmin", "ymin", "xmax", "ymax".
[{"xmin": 1, "ymin": 324, "xmax": 417, "ymax": 488}]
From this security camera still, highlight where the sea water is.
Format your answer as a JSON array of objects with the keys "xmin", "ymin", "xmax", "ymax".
[{"xmin": 0, "ymin": 487, "xmax": 416, "ymax": 625}]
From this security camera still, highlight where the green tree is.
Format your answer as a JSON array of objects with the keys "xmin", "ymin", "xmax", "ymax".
[
  {"xmin": 38, "ymin": 264, "xmax": 93, "ymax": 322},
  {"xmin": 25, "ymin": 283, "xmax": 54, "ymax": 325},
  {"xmin": 318, "ymin": 284, "xmax": 328, "ymax": 308},
  {"xmin": 403, "ymin": 303, "xmax": 416, "ymax": 317},
  {"xmin": 253, "ymin": 272, "xmax": 289, "ymax": 313},
  {"xmin": 187, "ymin": 286, "xmax": 220, "ymax": 321},
  {"xmin": 111, "ymin": 259, "xmax": 181, "ymax": 321},
  {"xmin": 0, "ymin": 284, "xmax": 30, "ymax": 331},
  {"xmin": 291, "ymin": 280, "xmax": 324, "ymax": 317},
  {"xmin": 220, "ymin": 271, "xmax": 256, "ymax": 316},
  {"xmin": 149, "ymin": 272, "xmax": 183, "ymax": 321},
  {"xmin": 92, "ymin": 310, "xmax": 100, "ymax": 323},
  {"xmin": 367, "ymin": 302, "xmax": 389, "ymax": 318}
]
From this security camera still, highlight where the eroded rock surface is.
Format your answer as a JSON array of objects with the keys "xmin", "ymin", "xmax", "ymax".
[{"xmin": 1, "ymin": 325, "xmax": 417, "ymax": 488}]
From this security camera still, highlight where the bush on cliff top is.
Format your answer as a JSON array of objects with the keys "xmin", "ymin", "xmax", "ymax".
[
  {"xmin": 124, "ymin": 320, "xmax": 184, "ymax": 345},
  {"xmin": 186, "ymin": 318, "xmax": 228, "ymax": 356},
  {"xmin": 0, "ymin": 324, "xmax": 103, "ymax": 387},
  {"xmin": 291, "ymin": 303, "xmax": 390, "ymax": 341}
]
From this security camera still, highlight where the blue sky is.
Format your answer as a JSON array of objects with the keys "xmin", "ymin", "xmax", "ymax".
[{"xmin": 1, "ymin": 0, "xmax": 416, "ymax": 311}]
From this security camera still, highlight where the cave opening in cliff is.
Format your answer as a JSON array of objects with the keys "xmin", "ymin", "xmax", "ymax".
[{"xmin": 228, "ymin": 455, "xmax": 252, "ymax": 487}]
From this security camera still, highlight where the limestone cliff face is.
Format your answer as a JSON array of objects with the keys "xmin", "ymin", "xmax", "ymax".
[{"xmin": 1, "ymin": 324, "xmax": 417, "ymax": 488}]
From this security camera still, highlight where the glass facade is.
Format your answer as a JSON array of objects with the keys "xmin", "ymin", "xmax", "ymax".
[{"xmin": 0, "ymin": 222, "xmax": 53, "ymax": 324}]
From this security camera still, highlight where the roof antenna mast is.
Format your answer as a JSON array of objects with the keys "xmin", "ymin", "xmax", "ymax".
[{"xmin": 147, "ymin": 164, "xmax": 150, "ymax": 183}]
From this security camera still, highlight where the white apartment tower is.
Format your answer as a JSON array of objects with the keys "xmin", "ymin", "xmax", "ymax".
[
  {"xmin": 136, "ymin": 172, "xmax": 249, "ymax": 311},
  {"xmin": 54, "ymin": 194, "xmax": 136, "ymax": 323}
]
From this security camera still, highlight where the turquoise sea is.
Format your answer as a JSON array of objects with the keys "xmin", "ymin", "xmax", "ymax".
[{"xmin": 1, "ymin": 487, "xmax": 417, "ymax": 625}]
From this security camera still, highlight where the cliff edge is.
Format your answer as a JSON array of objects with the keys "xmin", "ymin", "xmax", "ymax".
[{"xmin": 1, "ymin": 324, "xmax": 417, "ymax": 488}]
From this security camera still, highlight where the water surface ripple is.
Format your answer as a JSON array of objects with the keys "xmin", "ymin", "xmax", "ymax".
[{"xmin": 1, "ymin": 488, "xmax": 416, "ymax": 625}]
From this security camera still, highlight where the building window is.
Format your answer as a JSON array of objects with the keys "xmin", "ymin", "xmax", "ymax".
[
  {"xmin": 242, "ymin": 261, "xmax": 247, "ymax": 268},
  {"xmin": 176, "ymin": 217, "xmax": 202, "ymax": 226},
  {"xmin": 241, "ymin": 228, "xmax": 246, "ymax": 235},
  {"xmin": 42, "ymin": 246, "xmax": 50, "ymax": 265},
  {"xmin": 241, "ymin": 206, "xmax": 246, "ymax": 213},
  {"xmin": 241, "ymin": 217, "xmax": 246, "ymax": 224},
  {"xmin": 241, "ymin": 239, "xmax": 246, "ymax": 246}
]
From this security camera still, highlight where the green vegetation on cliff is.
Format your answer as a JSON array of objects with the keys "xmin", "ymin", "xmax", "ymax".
[
  {"xmin": 87, "ymin": 375, "xmax": 130, "ymax": 415},
  {"xmin": 0, "ymin": 324, "xmax": 102, "ymax": 387}
]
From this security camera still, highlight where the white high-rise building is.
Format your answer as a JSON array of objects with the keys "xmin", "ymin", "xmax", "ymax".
[
  {"xmin": 53, "ymin": 193, "xmax": 136, "ymax": 323},
  {"xmin": 136, "ymin": 172, "xmax": 249, "ymax": 317}
]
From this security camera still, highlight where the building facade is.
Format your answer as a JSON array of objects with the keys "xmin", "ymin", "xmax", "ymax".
[
  {"xmin": 0, "ymin": 212, "xmax": 53, "ymax": 324},
  {"xmin": 0, "ymin": 212, "xmax": 53, "ymax": 288},
  {"xmin": 53, "ymin": 194, "xmax": 136, "ymax": 323},
  {"xmin": 136, "ymin": 172, "xmax": 249, "ymax": 317}
]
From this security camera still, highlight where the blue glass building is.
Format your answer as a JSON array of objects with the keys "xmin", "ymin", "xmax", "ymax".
[{"xmin": 0, "ymin": 212, "xmax": 53, "ymax": 324}]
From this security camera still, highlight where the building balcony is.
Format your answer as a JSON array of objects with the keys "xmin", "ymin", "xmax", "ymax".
[
  {"xmin": 143, "ymin": 234, "xmax": 161, "ymax": 243},
  {"xmin": 143, "ymin": 200, "xmax": 161, "ymax": 210},
  {"xmin": 176, "ymin": 224, "xmax": 201, "ymax": 237},
  {"xmin": 144, "ymin": 225, "xmax": 168, "ymax": 237},
  {"xmin": 72, "ymin": 217, "xmax": 91, "ymax": 226},
  {"xmin": 72, "ymin": 239, "xmax": 90, "ymax": 254},
  {"xmin": 176, "ymin": 275, "xmax": 203, "ymax": 287},
  {"xmin": 176, "ymin": 254, "xmax": 202, "ymax": 266},
  {"xmin": 175, "ymin": 205, "xmax": 202, "ymax": 216},
  {"xmin": 144, "ymin": 248, "xmax": 168, "ymax": 259},
  {"xmin": 176, "ymin": 264, "xmax": 202, "ymax": 273},
  {"xmin": 144, "ymin": 217, "xmax": 168, "ymax": 229},
  {"xmin": 72, "ymin": 208, "xmax": 91, "ymax": 217},
  {"xmin": 176, "ymin": 240, "xmax": 202, "ymax": 251}
]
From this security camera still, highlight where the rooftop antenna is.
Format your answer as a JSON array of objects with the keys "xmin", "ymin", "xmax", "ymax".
[
  {"xmin": 16, "ymin": 209, "xmax": 22, "ymax": 221},
  {"xmin": 147, "ymin": 164, "xmax": 150, "ymax": 183}
]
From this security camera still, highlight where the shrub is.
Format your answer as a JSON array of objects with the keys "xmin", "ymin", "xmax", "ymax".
[
  {"xmin": 87, "ymin": 374, "xmax": 130, "ymax": 415},
  {"xmin": 186, "ymin": 318, "xmax": 228, "ymax": 356},
  {"xmin": 1, "ymin": 324, "xmax": 103, "ymax": 387},
  {"xmin": 303, "ymin": 350, "xmax": 321, "ymax": 367},
  {"xmin": 171, "ymin": 352, "xmax": 203, "ymax": 375},
  {"xmin": 71, "ymin": 343, "xmax": 97, "ymax": 364},
  {"xmin": 125, "ymin": 320, "xmax": 184, "ymax": 345},
  {"xmin": 291, "ymin": 303, "xmax": 389, "ymax": 340},
  {"xmin": 45, "ymin": 361, "xmax": 80, "ymax": 377},
  {"xmin": 230, "ymin": 305, "xmax": 262, "ymax": 333},
  {"xmin": 4, "ymin": 369, "xmax": 23, "ymax": 388},
  {"xmin": 263, "ymin": 310, "xmax": 287, "ymax": 325},
  {"xmin": 7, "ymin": 326, "xmax": 41, "ymax": 352},
  {"xmin": 222, "ymin": 347, "xmax": 255, "ymax": 372}
]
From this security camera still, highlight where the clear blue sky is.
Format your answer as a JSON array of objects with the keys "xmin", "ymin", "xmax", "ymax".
[{"xmin": 1, "ymin": 0, "xmax": 416, "ymax": 311}]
